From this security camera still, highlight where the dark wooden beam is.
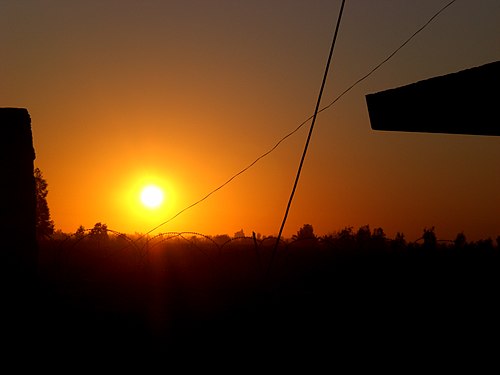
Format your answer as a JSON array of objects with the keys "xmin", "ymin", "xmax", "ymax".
[{"xmin": 366, "ymin": 61, "xmax": 500, "ymax": 136}]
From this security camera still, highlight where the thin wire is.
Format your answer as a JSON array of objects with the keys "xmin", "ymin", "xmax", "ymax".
[
  {"xmin": 267, "ymin": 0, "xmax": 346, "ymax": 275},
  {"xmin": 140, "ymin": 0, "xmax": 458, "ymax": 241},
  {"xmin": 318, "ymin": 0, "xmax": 458, "ymax": 115}
]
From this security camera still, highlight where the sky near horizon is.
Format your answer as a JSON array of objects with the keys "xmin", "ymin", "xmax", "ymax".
[{"xmin": 1, "ymin": 0, "xmax": 499, "ymax": 241}]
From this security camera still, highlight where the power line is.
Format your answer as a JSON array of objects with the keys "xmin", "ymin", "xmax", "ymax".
[
  {"xmin": 318, "ymin": 0, "xmax": 458, "ymax": 115},
  {"xmin": 142, "ymin": 0, "xmax": 458, "ymax": 238}
]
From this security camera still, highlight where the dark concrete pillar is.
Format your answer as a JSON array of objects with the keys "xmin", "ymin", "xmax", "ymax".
[{"xmin": 0, "ymin": 108, "xmax": 38, "ymax": 286}]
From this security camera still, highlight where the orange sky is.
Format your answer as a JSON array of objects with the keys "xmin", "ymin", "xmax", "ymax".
[{"xmin": 1, "ymin": 0, "xmax": 499, "ymax": 241}]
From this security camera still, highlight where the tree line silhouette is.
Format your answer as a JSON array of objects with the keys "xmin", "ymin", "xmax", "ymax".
[
  {"xmin": 34, "ymin": 164, "xmax": 499, "ymax": 253},
  {"xmin": 30, "ymin": 167, "xmax": 500, "ymax": 360},
  {"xmin": 5, "ymin": 104, "xmax": 497, "ymax": 363}
]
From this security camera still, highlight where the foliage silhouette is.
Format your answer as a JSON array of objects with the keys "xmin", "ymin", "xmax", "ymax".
[
  {"xmin": 89, "ymin": 222, "xmax": 109, "ymax": 240},
  {"xmin": 75, "ymin": 224, "xmax": 86, "ymax": 239},
  {"xmin": 25, "ymin": 223, "xmax": 500, "ymax": 360},
  {"xmin": 34, "ymin": 167, "xmax": 54, "ymax": 240},
  {"xmin": 292, "ymin": 223, "xmax": 317, "ymax": 241}
]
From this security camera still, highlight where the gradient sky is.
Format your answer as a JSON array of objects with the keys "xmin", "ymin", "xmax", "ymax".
[{"xmin": 1, "ymin": 0, "xmax": 499, "ymax": 241}]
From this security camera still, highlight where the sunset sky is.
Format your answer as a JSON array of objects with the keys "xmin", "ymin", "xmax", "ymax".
[{"xmin": 1, "ymin": 0, "xmax": 499, "ymax": 241}]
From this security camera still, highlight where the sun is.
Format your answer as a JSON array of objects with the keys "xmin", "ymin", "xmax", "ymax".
[{"xmin": 140, "ymin": 185, "xmax": 164, "ymax": 209}]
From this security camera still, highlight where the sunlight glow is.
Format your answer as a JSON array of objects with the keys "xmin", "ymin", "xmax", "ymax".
[
  {"xmin": 112, "ymin": 170, "xmax": 181, "ymax": 233},
  {"xmin": 140, "ymin": 185, "xmax": 164, "ymax": 209}
]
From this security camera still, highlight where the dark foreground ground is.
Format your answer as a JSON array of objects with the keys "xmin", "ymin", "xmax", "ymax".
[{"xmin": 2, "ymin": 237, "xmax": 499, "ymax": 368}]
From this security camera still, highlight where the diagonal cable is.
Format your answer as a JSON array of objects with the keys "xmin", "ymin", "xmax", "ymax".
[{"xmin": 140, "ymin": 0, "xmax": 458, "ymax": 241}]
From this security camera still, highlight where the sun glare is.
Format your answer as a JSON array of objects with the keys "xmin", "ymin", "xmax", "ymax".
[
  {"xmin": 115, "ymin": 172, "xmax": 178, "ymax": 232},
  {"xmin": 140, "ymin": 185, "xmax": 164, "ymax": 209}
]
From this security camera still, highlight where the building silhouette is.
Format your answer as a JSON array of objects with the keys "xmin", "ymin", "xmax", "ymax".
[{"xmin": 0, "ymin": 107, "xmax": 38, "ymax": 284}]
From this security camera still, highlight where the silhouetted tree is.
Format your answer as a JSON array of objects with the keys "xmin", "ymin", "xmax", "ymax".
[
  {"xmin": 90, "ymin": 222, "xmax": 108, "ymax": 241},
  {"xmin": 422, "ymin": 227, "xmax": 437, "ymax": 250},
  {"xmin": 293, "ymin": 224, "xmax": 316, "ymax": 241},
  {"xmin": 34, "ymin": 167, "xmax": 54, "ymax": 239},
  {"xmin": 334, "ymin": 226, "xmax": 355, "ymax": 251},
  {"xmin": 371, "ymin": 227, "xmax": 387, "ymax": 250},
  {"xmin": 391, "ymin": 232, "xmax": 406, "ymax": 252},
  {"xmin": 337, "ymin": 226, "xmax": 354, "ymax": 240},
  {"xmin": 234, "ymin": 229, "xmax": 245, "ymax": 238},
  {"xmin": 75, "ymin": 225, "xmax": 86, "ymax": 239},
  {"xmin": 356, "ymin": 225, "xmax": 371, "ymax": 245}
]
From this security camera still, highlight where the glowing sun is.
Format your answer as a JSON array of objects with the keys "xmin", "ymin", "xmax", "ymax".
[{"xmin": 140, "ymin": 185, "xmax": 164, "ymax": 209}]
